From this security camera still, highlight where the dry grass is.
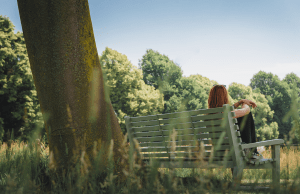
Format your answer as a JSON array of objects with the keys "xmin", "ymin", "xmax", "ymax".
[
  {"xmin": 1, "ymin": 140, "xmax": 299, "ymax": 182},
  {"xmin": 264, "ymin": 146, "xmax": 300, "ymax": 178},
  {"xmin": 1, "ymin": 136, "xmax": 300, "ymax": 193}
]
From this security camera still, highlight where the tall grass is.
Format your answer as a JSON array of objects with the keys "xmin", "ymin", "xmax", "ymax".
[{"xmin": 1, "ymin": 138, "xmax": 300, "ymax": 193}]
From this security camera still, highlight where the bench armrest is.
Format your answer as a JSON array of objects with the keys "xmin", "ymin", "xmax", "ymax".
[{"xmin": 241, "ymin": 139, "xmax": 284, "ymax": 149}]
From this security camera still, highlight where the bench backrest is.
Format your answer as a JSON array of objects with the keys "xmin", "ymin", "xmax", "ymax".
[{"xmin": 125, "ymin": 104, "xmax": 244, "ymax": 167}]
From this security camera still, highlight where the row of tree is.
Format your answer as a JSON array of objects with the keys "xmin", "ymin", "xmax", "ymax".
[
  {"xmin": 102, "ymin": 46, "xmax": 300, "ymax": 142},
  {"xmin": 1, "ymin": 15, "xmax": 300, "ymax": 144}
]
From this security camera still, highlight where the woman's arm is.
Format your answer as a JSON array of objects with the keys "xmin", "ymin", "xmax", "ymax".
[
  {"xmin": 232, "ymin": 101, "xmax": 250, "ymax": 119},
  {"xmin": 233, "ymin": 99, "xmax": 257, "ymax": 109},
  {"xmin": 233, "ymin": 100, "xmax": 242, "ymax": 108}
]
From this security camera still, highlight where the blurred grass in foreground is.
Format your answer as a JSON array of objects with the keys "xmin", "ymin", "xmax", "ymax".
[{"xmin": 0, "ymin": 138, "xmax": 300, "ymax": 193}]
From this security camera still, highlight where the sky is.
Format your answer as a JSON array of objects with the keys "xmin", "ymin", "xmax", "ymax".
[{"xmin": 1, "ymin": 0, "xmax": 300, "ymax": 89}]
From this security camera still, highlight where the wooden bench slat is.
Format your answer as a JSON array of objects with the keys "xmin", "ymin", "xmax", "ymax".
[
  {"xmin": 131, "ymin": 127, "xmax": 228, "ymax": 135},
  {"xmin": 191, "ymin": 119, "xmax": 236, "ymax": 128},
  {"xmin": 142, "ymin": 156, "xmax": 233, "ymax": 161},
  {"xmin": 130, "ymin": 121, "xmax": 236, "ymax": 133},
  {"xmin": 158, "ymin": 117, "xmax": 191, "ymax": 125},
  {"xmin": 130, "ymin": 117, "xmax": 232, "ymax": 129},
  {"xmin": 194, "ymin": 120, "xmax": 223, "ymax": 128},
  {"xmin": 137, "ymin": 139, "xmax": 230, "ymax": 147},
  {"xmin": 141, "ymin": 151, "xmax": 233, "ymax": 158},
  {"xmin": 134, "ymin": 133, "xmax": 229, "ymax": 142},
  {"xmin": 160, "ymin": 123, "xmax": 193, "ymax": 130},
  {"xmin": 190, "ymin": 113, "xmax": 223, "ymax": 122},
  {"xmin": 156, "ymin": 111, "xmax": 222, "ymax": 121},
  {"xmin": 149, "ymin": 161, "xmax": 235, "ymax": 168},
  {"xmin": 139, "ymin": 145, "xmax": 231, "ymax": 152},
  {"xmin": 138, "ymin": 141, "xmax": 230, "ymax": 147},
  {"xmin": 134, "ymin": 133, "xmax": 229, "ymax": 140},
  {"xmin": 157, "ymin": 116, "xmax": 229, "ymax": 126},
  {"xmin": 132, "ymin": 128, "xmax": 229, "ymax": 137},
  {"xmin": 130, "ymin": 115, "xmax": 160, "ymax": 122},
  {"xmin": 157, "ymin": 112, "xmax": 195, "ymax": 119},
  {"xmin": 130, "ymin": 120, "xmax": 160, "ymax": 127},
  {"xmin": 129, "ymin": 106, "xmax": 226, "ymax": 122},
  {"xmin": 129, "ymin": 108, "xmax": 218, "ymax": 123},
  {"xmin": 156, "ymin": 109, "xmax": 209, "ymax": 119},
  {"xmin": 131, "ymin": 125, "xmax": 161, "ymax": 133}
]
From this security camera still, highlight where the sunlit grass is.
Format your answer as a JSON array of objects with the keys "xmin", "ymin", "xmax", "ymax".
[
  {"xmin": 1, "ymin": 134, "xmax": 300, "ymax": 193},
  {"xmin": 157, "ymin": 145, "xmax": 300, "ymax": 180}
]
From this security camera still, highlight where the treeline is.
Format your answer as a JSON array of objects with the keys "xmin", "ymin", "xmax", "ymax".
[{"xmin": 1, "ymin": 15, "xmax": 300, "ymax": 145}]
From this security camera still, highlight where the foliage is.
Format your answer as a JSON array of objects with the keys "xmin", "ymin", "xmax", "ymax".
[
  {"xmin": 282, "ymin": 80, "xmax": 300, "ymax": 143},
  {"xmin": 138, "ymin": 49, "xmax": 183, "ymax": 114},
  {"xmin": 99, "ymin": 47, "xmax": 164, "ymax": 134},
  {"xmin": 0, "ymin": 15, "xmax": 45, "ymax": 143},
  {"xmin": 158, "ymin": 75, "xmax": 210, "ymax": 113},
  {"xmin": 249, "ymin": 71, "xmax": 300, "ymax": 142},
  {"xmin": 175, "ymin": 76, "xmax": 207, "ymax": 111},
  {"xmin": 138, "ymin": 49, "xmax": 183, "ymax": 91},
  {"xmin": 282, "ymin": 73, "xmax": 300, "ymax": 142}
]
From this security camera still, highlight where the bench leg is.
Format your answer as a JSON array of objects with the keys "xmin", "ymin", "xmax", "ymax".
[
  {"xmin": 232, "ymin": 167, "xmax": 243, "ymax": 188},
  {"xmin": 272, "ymin": 145, "xmax": 280, "ymax": 189}
]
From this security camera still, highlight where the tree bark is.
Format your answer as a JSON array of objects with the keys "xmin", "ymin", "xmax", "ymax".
[{"xmin": 17, "ymin": 0, "xmax": 125, "ymax": 178}]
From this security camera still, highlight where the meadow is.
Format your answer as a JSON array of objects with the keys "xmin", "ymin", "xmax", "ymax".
[{"xmin": 0, "ymin": 135, "xmax": 300, "ymax": 194}]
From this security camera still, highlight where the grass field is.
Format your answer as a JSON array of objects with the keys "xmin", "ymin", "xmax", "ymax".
[{"xmin": 0, "ymin": 138, "xmax": 300, "ymax": 194}]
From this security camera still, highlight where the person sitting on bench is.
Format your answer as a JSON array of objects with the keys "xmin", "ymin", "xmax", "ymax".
[{"xmin": 205, "ymin": 84, "xmax": 263, "ymax": 160}]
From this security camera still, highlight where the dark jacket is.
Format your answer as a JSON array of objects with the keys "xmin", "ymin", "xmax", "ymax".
[
  {"xmin": 236, "ymin": 111, "xmax": 256, "ymax": 144},
  {"xmin": 204, "ymin": 111, "xmax": 257, "ymax": 144}
]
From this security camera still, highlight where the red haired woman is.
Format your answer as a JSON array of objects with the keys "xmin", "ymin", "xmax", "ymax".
[{"xmin": 205, "ymin": 84, "xmax": 263, "ymax": 160}]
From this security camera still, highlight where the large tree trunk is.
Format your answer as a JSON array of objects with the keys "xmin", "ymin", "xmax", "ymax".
[{"xmin": 17, "ymin": 0, "xmax": 125, "ymax": 178}]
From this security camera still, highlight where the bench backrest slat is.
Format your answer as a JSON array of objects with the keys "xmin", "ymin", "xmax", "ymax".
[
  {"xmin": 138, "ymin": 139, "xmax": 230, "ymax": 147},
  {"xmin": 130, "ymin": 118, "xmax": 232, "ymax": 132},
  {"xmin": 140, "ymin": 145, "xmax": 231, "ymax": 152}
]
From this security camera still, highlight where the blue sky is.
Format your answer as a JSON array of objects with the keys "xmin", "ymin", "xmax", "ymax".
[{"xmin": 1, "ymin": 0, "xmax": 300, "ymax": 89}]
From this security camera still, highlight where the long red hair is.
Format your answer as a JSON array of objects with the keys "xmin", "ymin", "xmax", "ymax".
[{"xmin": 208, "ymin": 85, "xmax": 230, "ymax": 109}]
